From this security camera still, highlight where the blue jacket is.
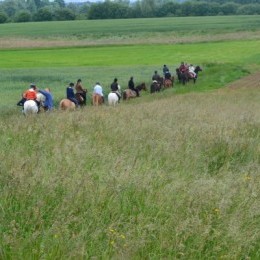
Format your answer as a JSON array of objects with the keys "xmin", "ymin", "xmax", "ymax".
[
  {"xmin": 67, "ymin": 87, "xmax": 75, "ymax": 99},
  {"xmin": 39, "ymin": 90, "xmax": 54, "ymax": 110}
]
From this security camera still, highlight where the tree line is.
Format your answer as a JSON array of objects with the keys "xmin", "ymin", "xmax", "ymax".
[{"xmin": 0, "ymin": 0, "xmax": 259, "ymax": 24}]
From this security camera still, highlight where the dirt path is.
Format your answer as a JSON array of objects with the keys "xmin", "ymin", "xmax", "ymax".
[{"xmin": 227, "ymin": 71, "xmax": 260, "ymax": 89}]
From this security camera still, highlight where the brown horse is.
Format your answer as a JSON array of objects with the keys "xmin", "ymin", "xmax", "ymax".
[
  {"xmin": 163, "ymin": 76, "xmax": 174, "ymax": 89},
  {"xmin": 92, "ymin": 93, "xmax": 104, "ymax": 106},
  {"xmin": 123, "ymin": 82, "xmax": 146, "ymax": 100},
  {"xmin": 59, "ymin": 99, "xmax": 76, "ymax": 111}
]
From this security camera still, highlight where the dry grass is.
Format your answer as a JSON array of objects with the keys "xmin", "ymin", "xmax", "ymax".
[{"xmin": 0, "ymin": 31, "xmax": 259, "ymax": 49}]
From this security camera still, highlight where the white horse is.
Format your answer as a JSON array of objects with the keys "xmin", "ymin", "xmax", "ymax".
[
  {"xmin": 108, "ymin": 93, "xmax": 119, "ymax": 106},
  {"xmin": 23, "ymin": 93, "xmax": 45, "ymax": 116},
  {"xmin": 108, "ymin": 85, "xmax": 121, "ymax": 106}
]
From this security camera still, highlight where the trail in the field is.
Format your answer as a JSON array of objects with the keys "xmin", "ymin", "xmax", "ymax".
[{"xmin": 227, "ymin": 71, "xmax": 260, "ymax": 89}]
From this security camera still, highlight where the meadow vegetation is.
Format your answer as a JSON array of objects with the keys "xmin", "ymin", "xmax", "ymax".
[{"xmin": 0, "ymin": 16, "xmax": 260, "ymax": 259}]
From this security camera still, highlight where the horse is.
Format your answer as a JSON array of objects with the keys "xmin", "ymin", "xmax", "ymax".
[
  {"xmin": 187, "ymin": 65, "xmax": 202, "ymax": 84},
  {"xmin": 75, "ymin": 89, "xmax": 87, "ymax": 107},
  {"xmin": 123, "ymin": 82, "xmax": 146, "ymax": 100},
  {"xmin": 92, "ymin": 93, "xmax": 104, "ymax": 106},
  {"xmin": 150, "ymin": 80, "xmax": 162, "ymax": 93},
  {"xmin": 59, "ymin": 99, "xmax": 76, "ymax": 111},
  {"xmin": 176, "ymin": 68, "xmax": 187, "ymax": 85},
  {"xmin": 23, "ymin": 92, "xmax": 45, "ymax": 116},
  {"xmin": 108, "ymin": 92, "xmax": 120, "ymax": 106},
  {"xmin": 163, "ymin": 76, "xmax": 174, "ymax": 89}
]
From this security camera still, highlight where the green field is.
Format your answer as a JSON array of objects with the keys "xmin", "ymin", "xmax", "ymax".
[
  {"xmin": 0, "ymin": 16, "xmax": 259, "ymax": 38},
  {"xmin": 0, "ymin": 16, "xmax": 260, "ymax": 259}
]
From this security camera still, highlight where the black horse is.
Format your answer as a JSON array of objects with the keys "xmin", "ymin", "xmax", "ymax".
[
  {"xmin": 150, "ymin": 80, "xmax": 162, "ymax": 93},
  {"xmin": 176, "ymin": 66, "xmax": 202, "ymax": 85}
]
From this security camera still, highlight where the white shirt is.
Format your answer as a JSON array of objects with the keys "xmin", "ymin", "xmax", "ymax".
[
  {"xmin": 189, "ymin": 66, "xmax": 195, "ymax": 73},
  {"xmin": 93, "ymin": 84, "xmax": 103, "ymax": 96}
]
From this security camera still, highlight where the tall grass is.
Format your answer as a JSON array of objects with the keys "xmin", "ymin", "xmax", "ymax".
[
  {"xmin": 0, "ymin": 88, "xmax": 259, "ymax": 258},
  {"xmin": 1, "ymin": 15, "xmax": 260, "ymax": 259}
]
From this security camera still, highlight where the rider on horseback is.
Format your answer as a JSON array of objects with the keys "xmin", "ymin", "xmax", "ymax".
[
  {"xmin": 66, "ymin": 82, "xmax": 79, "ymax": 107},
  {"xmin": 128, "ymin": 76, "xmax": 140, "ymax": 97},
  {"xmin": 93, "ymin": 82, "xmax": 105, "ymax": 103},
  {"xmin": 75, "ymin": 79, "xmax": 87, "ymax": 106},
  {"xmin": 188, "ymin": 64, "xmax": 197, "ymax": 78},
  {"xmin": 152, "ymin": 70, "xmax": 161, "ymax": 82},
  {"xmin": 17, "ymin": 83, "xmax": 39, "ymax": 108},
  {"xmin": 38, "ymin": 88, "xmax": 54, "ymax": 111},
  {"xmin": 163, "ymin": 65, "xmax": 169, "ymax": 76},
  {"xmin": 111, "ymin": 78, "xmax": 121, "ymax": 101},
  {"xmin": 179, "ymin": 62, "xmax": 188, "ymax": 73}
]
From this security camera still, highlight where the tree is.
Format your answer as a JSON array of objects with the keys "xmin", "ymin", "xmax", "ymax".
[
  {"xmin": 155, "ymin": 2, "xmax": 180, "ymax": 17},
  {"xmin": 15, "ymin": 10, "xmax": 31, "ymax": 22},
  {"xmin": 0, "ymin": 12, "xmax": 8, "ymax": 23},
  {"xmin": 54, "ymin": 0, "xmax": 65, "ymax": 8},
  {"xmin": 140, "ymin": 0, "xmax": 156, "ymax": 17},
  {"xmin": 34, "ymin": 6, "xmax": 53, "ymax": 21},
  {"xmin": 54, "ymin": 8, "xmax": 76, "ymax": 21},
  {"xmin": 1, "ymin": 0, "xmax": 19, "ymax": 17},
  {"xmin": 220, "ymin": 2, "xmax": 239, "ymax": 15},
  {"xmin": 237, "ymin": 4, "xmax": 260, "ymax": 14}
]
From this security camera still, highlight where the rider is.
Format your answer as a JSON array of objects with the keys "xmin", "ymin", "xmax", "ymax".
[
  {"xmin": 38, "ymin": 88, "xmax": 54, "ymax": 111},
  {"xmin": 17, "ymin": 83, "xmax": 39, "ymax": 107},
  {"xmin": 152, "ymin": 70, "xmax": 161, "ymax": 82},
  {"xmin": 93, "ymin": 82, "xmax": 105, "ymax": 103},
  {"xmin": 111, "ymin": 78, "xmax": 121, "ymax": 102},
  {"xmin": 163, "ymin": 64, "xmax": 169, "ymax": 76},
  {"xmin": 66, "ymin": 82, "xmax": 79, "ymax": 107},
  {"xmin": 75, "ymin": 79, "xmax": 87, "ymax": 105},
  {"xmin": 189, "ymin": 64, "xmax": 197, "ymax": 78},
  {"xmin": 164, "ymin": 70, "xmax": 172, "ymax": 80},
  {"xmin": 128, "ymin": 76, "xmax": 139, "ymax": 97},
  {"xmin": 179, "ymin": 62, "xmax": 188, "ymax": 73}
]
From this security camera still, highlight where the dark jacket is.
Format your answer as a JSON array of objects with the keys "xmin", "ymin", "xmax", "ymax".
[{"xmin": 111, "ymin": 82, "xmax": 119, "ymax": 91}]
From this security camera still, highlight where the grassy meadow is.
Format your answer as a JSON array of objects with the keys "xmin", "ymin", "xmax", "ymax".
[{"xmin": 0, "ymin": 16, "xmax": 260, "ymax": 259}]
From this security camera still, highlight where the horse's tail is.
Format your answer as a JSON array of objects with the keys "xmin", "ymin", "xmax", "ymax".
[
  {"xmin": 123, "ymin": 90, "xmax": 127, "ymax": 100},
  {"xmin": 59, "ymin": 99, "xmax": 66, "ymax": 110},
  {"xmin": 92, "ymin": 94, "xmax": 100, "ymax": 106}
]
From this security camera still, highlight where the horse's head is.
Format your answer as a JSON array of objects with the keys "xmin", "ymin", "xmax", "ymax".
[
  {"xmin": 195, "ymin": 66, "xmax": 202, "ymax": 73},
  {"xmin": 137, "ymin": 82, "xmax": 147, "ymax": 91},
  {"xmin": 36, "ymin": 92, "xmax": 46, "ymax": 107}
]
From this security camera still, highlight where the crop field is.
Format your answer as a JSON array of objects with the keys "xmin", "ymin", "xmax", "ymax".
[{"xmin": 0, "ymin": 16, "xmax": 260, "ymax": 259}]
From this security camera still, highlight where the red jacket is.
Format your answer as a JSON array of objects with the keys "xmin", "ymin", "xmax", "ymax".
[{"xmin": 23, "ymin": 89, "xmax": 37, "ymax": 100}]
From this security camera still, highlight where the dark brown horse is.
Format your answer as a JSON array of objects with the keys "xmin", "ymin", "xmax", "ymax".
[
  {"xmin": 75, "ymin": 90, "xmax": 87, "ymax": 107},
  {"xmin": 150, "ymin": 80, "xmax": 162, "ymax": 93},
  {"xmin": 123, "ymin": 82, "xmax": 147, "ymax": 100}
]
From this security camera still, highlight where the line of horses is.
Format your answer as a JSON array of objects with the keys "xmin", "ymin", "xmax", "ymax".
[{"xmin": 22, "ymin": 66, "xmax": 202, "ymax": 115}]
